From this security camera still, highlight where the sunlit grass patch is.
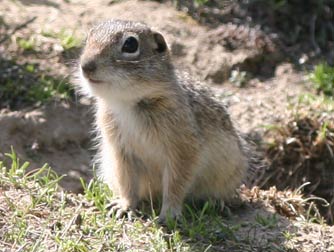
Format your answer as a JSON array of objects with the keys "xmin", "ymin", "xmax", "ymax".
[
  {"xmin": 41, "ymin": 28, "xmax": 82, "ymax": 51},
  {"xmin": 1, "ymin": 149, "xmax": 241, "ymax": 252},
  {"xmin": 16, "ymin": 37, "xmax": 37, "ymax": 51},
  {"xmin": 309, "ymin": 63, "xmax": 334, "ymax": 97}
]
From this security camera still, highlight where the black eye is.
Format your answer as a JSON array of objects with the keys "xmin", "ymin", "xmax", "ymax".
[{"xmin": 122, "ymin": 36, "xmax": 139, "ymax": 53}]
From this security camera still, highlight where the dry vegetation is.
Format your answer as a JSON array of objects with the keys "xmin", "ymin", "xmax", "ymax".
[{"xmin": 253, "ymin": 95, "xmax": 334, "ymax": 224}]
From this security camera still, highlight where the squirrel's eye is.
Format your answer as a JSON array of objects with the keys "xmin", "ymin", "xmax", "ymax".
[{"xmin": 122, "ymin": 36, "xmax": 139, "ymax": 53}]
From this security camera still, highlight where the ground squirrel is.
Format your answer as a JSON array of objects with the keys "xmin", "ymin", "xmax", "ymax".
[{"xmin": 77, "ymin": 19, "xmax": 248, "ymax": 222}]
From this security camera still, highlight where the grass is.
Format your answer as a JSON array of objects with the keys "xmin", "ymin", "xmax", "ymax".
[
  {"xmin": 1, "ymin": 148, "xmax": 313, "ymax": 252},
  {"xmin": 15, "ymin": 28, "xmax": 81, "ymax": 52},
  {"xmin": 309, "ymin": 63, "xmax": 334, "ymax": 97},
  {"xmin": 0, "ymin": 149, "xmax": 170, "ymax": 251},
  {"xmin": 16, "ymin": 37, "xmax": 36, "ymax": 51},
  {"xmin": 0, "ymin": 59, "xmax": 74, "ymax": 109},
  {"xmin": 255, "ymin": 213, "xmax": 278, "ymax": 228},
  {"xmin": 41, "ymin": 28, "xmax": 82, "ymax": 50},
  {"xmin": 0, "ymin": 25, "xmax": 80, "ymax": 108},
  {"xmin": 0, "ymin": 149, "xmax": 238, "ymax": 251}
]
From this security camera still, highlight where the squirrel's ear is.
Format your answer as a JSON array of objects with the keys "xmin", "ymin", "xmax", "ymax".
[{"xmin": 153, "ymin": 32, "xmax": 167, "ymax": 53}]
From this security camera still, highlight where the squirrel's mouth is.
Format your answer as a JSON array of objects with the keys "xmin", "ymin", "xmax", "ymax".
[{"xmin": 88, "ymin": 78, "xmax": 103, "ymax": 84}]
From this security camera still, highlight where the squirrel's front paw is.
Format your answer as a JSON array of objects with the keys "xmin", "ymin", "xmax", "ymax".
[
  {"xmin": 158, "ymin": 206, "xmax": 182, "ymax": 224},
  {"xmin": 107, "ymin": 198, "xmax": 136, "ymax": 220}
]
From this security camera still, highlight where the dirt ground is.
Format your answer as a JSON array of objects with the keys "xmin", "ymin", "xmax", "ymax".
[
  {"xmin": 0, "ymin": 0, "xmax": 333, "ymax": 250},
  {"xmin": 0, "ymin": 0, "xmax": 312, "ymax": 190}
]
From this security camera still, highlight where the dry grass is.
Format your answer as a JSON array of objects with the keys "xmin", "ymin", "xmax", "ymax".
[{"xmin": 253, "ymin": 94, "xmax": 334, "ymax": 224}]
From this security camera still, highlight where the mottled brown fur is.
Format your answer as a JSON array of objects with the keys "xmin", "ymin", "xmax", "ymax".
[{"xmin": 78, "ymin": 19, "xmax": 248, "ymax": 221}]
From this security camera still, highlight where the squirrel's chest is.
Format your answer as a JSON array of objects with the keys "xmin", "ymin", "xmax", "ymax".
[{"xmin": 110, "ymin": 108, "xmax": 164, "ymax": 163}]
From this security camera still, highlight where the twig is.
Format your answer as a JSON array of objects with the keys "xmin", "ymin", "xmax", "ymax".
[
  {"xmin": 60, "ymin": 203, "xmax": 83, "ymax": 239},
  {"xmin": 0, "ymin": 16, "xmax": 37, "ymax": 44}
]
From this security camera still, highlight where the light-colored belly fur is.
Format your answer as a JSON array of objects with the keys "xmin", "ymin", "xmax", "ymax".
[{"xmin": 99, "ymin": 103, "xmax": 246, "ymax": 202}]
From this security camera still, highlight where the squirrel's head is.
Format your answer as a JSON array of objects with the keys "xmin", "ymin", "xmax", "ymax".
[{"xmin": 78, "ymin": 19, "xmax": 173, "ymax": 102}]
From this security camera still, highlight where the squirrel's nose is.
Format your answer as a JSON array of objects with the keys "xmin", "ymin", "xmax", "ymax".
[{"xmin": 81, "ymin": 60, "xmax": 97, "ymax": 74}]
